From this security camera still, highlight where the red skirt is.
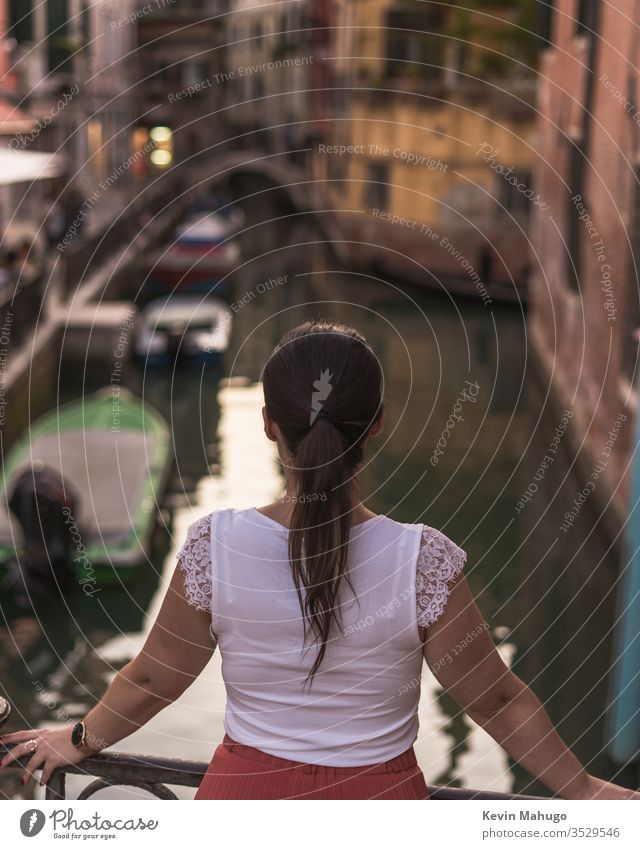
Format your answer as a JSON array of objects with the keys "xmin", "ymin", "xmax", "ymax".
[{"xmin": 195, "ymin": 734, "xmax": 429, "ymax": 800}]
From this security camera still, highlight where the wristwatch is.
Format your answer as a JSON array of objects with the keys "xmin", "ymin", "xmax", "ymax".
[{"xmin": 71, "ymin": 720, "xmax": 96, "ymax": 753}]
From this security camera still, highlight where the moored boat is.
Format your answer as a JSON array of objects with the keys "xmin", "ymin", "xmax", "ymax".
[
  {"xmin": 0, "ymin": 388, "xmax": 171, "ymax": 590},
  {"xmin": 184, "ymin": 192, "xmax": 245, "ymax": 235},
  {"xmin": 135, "ymin": 295, "xmax": 233, "ymax": 365},
  {"xmin": 148, "ymin": 212, "xmax": 241, "ymax": 295}
]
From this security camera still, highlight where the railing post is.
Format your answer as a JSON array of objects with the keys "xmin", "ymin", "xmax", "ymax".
[{"xmin": 45, "ymin": 768, "xmax": 67, "ymax": 801}]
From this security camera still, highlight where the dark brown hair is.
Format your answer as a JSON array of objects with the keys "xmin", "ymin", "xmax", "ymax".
[{"xmin": 262, "ymin": 320, "xmax": 384, "ymax": 681}]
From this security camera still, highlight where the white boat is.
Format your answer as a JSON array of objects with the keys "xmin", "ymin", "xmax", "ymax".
[
  {"xmin": 135, "ymin": 295, "xmax": 233, "ymax": 365},
  {"xmin": 174, "ymin": 212, "xmax": 232, "ymax": 243},
  {"xmin": 185, "ymin": 194, "xmax": 245, "ymax": 235}
]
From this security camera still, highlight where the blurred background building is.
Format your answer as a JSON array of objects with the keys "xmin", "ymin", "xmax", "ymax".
[
  {"xmin": 321, "ymin": 0, "xmax": 539, "ymax": 297},
  {"xmin": 531, "ymin": 0, "xmax": 638, "ymax": 526},
  {"xmin": 135, "ymin": 0, "xmax": 229, "ymax": 165},
  {"xmin": 224, "ymin": 0, "xmax": 312, "ymax": 151},
  {"xmin": 6, "ymin": 0, "xmax": 137, "ymax": 185}
]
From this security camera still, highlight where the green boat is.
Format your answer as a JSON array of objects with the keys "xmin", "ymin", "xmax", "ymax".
[{"xmin": 0, "ymin": 387, "xmax": 171, "ymax": 586}]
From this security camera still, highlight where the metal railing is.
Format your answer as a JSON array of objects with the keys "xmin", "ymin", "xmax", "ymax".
[{"xmin": 0, "ymin": 697, "xmax": 542, "ymax": 800}]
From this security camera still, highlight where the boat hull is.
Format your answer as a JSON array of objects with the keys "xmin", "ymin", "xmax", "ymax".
[
  {"xmin": 140, "ymin": 349, "xmax": 225, "ymax": 368},
  {"xmin": 0, "ymin": 388, "xmax": 171, "ymax": 583},
  {"xmin": 134, "ymin": 295, "xmax": 233, "ymax": 366}
]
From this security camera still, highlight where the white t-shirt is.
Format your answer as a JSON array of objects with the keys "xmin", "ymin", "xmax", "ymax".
[{"xmin": 178, "ymin": 507, "xmax": 466, "ymax": 766}]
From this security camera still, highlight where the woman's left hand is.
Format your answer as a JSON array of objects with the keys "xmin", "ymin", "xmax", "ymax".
[{"xmin": 0, "ymin": 726, "xmax": 92, "ymax": 787}]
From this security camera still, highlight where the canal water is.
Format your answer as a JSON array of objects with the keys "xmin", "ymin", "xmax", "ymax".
[{"xmin": 0, "ymin": 198, "xmax": 622, "ymax": 799}]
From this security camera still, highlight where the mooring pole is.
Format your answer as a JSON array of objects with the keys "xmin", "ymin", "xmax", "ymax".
[{"xmin": 607, "ymin": 410, "xmax": 640, "ymax": 764}]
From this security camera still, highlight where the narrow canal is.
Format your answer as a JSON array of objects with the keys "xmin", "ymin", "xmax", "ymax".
[{"xmin": 0, "ymin": 191, "xmax": 622, "ymax": 799}]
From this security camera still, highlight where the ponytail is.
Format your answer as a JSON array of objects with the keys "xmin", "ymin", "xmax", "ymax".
[
  {"xmin": 262, "ymin": 321, "xmax": 383, "ymax": 683},
  {"xmin": 288, "ymin": 416, "xmax": 357, "ymax": 681}
]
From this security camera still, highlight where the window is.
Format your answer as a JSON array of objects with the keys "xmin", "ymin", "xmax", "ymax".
[
  {"xmin": 385, "ymin": 8, "xmax": 445, "ymax": 81},
  {"xmin": 47, "ymin": 0, "xmax": 71, "ymax": 74},
  {"xmin": 327, "ymin": 149, "xmax": 347, "ymax": 185},
  {"xmin": 80, "ymin": 3, "xmax": 90, "ymax": 45},
  {"xmin": 627, "ymin": 72, "xmax": 640, "ymax": 146},
  {"xmin": 9, "ymin": 0, "xmax": 33, "ymax": 43},
  {"xmin": 153, "ymin": 61, "xmax": 170, "ymax": 83},
  {"xmin": 278, "ymin": 12, "xmax": 288, "ymax": 47},
  {"xmin": 180, "ymin": 61, "xmax": 209, "ymax": 86},
  {"xmin": 536, "ymin": 0, "xmax": 554, "ymax": 47},
  {"xmin": 450, "ymin": 42, "xmax": 467, "ymax": 76},
  {"xmin": 566, "ymin": 1, "xmax": 601, "ymax": 291},
  {"xmin": 576, "ymin": 0, "xmax": 598, "ymax": 36},
  {"xmin": 364, "ymin": 162, "xmax": 390, "ymax": 210},
  {"xmin": 566, "ymin": 142, "xmax": 583, "ymax": 292},
  {"xmin": 497, "ymin": 169, "xmax": 534, "ymax": 219}
]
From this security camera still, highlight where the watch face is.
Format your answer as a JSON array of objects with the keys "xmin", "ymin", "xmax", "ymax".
[{"xmin": 71, "ymin": 722, "xmax": 84, "ymax": 747}]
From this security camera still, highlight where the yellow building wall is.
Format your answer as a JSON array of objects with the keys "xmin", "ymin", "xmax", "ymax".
[
  {"xmin": 327, "ymin": 97, "xmax": 536, "ymax": 227},
  {"xmin": 327, "ymin": 0, "xmax": 537, "ymax": 226}
]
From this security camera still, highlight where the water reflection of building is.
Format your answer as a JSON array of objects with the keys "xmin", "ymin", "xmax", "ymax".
[{"xmin": 530, "ymin": 2, "xmax": 637, "ymax": 540}]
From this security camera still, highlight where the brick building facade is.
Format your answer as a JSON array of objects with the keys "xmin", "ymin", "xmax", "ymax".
[{"xmin": 530, "ymin": 0, "xmax": 640, "ymax": 528}]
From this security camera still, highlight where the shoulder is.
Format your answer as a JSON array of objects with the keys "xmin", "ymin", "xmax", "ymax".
[
  {"xmin": 361, "ymin": 514, "xmax": 422, "ymax": 538},
  {"xmin": 177, "ymin": 512, "xmax": 214, "ymax": 558},
  {"xmin": 415, "ymin": 525, "xmax": 467, "ymax": 630},
  {"xmin": 176, "ymin": 513, "xmax": 215, "ymax": 613},
  {"xmin": 176, "ymin": 507, "xmax": 258, "ymax": 558},
  {"xmin": 418, "ymin": 525, "xmax": 467, "ymax": 573}
]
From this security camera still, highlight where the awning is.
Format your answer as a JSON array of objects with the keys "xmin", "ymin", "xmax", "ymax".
[{"xmin": 0, "ymin": 147, "xmax": 65, "ymax": 185}]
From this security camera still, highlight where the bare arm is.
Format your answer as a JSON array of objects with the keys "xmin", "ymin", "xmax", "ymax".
[
  {"xmin": 0, "ymin": 561, "xmax": 216, "ymax": 785},
  {"xmin": 81, "ymin": 560, "xmax": 217, "ymax": 748},
  {"xmin": 423, "ymin": 574, "xmax": 639, "ymax": 800}
]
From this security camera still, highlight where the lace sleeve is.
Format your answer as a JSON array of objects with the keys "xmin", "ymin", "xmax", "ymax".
[
  {"xmin": 176, "ymin": 515, "xmax": 213, "ymax": 614},
  {"xmin": 416, "ymin": 525, "xmax": 467, "ymax": 630}
]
